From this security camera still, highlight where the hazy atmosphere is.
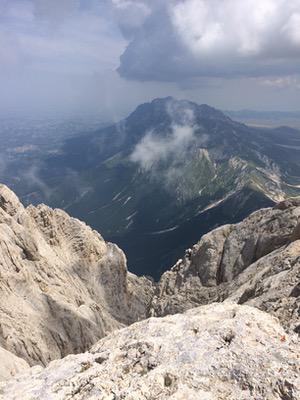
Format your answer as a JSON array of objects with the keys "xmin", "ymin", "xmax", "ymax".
[
  {"xmin": 0, "ymin": 1, "xmax": 300, "ymax": 395},
  {"xmin": 1, "ymin": 0, "xmax": 300, "ymax": 119}
]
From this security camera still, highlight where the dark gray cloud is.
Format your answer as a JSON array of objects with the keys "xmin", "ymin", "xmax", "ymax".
[{"xmin": 116, "ymin": 0, "xmax": 300, "ymax": 81}]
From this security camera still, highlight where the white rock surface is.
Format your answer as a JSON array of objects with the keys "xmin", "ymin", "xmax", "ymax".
[
  {"xmin": 0, "ymin": 303, "xmax": 299, "ymax": 400},
  {"xmin": 0, "ymin": 347, "xmax": 29, "ymax": 382},
  {"xmin": 150, "ymin": 199, "xmax": 300, "ymax": 334},
  {"xmin": 0, "ymin": 184, "xmax": 154, "ymax": 367}
]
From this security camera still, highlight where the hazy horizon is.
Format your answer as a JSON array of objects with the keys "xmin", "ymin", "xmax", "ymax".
[{"xmin": 0, "ymin": 0, "xmax": 300, "ymax": 119}]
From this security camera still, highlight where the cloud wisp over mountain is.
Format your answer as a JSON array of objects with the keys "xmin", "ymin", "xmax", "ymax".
[
  {"xmin": 130, "ymin": 124, "xmax": 196, "ymax": 170},
  {"xmin": 130, "ymin": 103, "xmax": 198, "ymax": 170}
]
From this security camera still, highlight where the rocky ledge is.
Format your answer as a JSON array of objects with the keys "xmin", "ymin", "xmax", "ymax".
[{"xmin": 0, "ymin": 303, "xmax": 299, "ymax": 400}]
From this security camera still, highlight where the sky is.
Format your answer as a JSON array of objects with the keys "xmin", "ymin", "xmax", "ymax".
[{"xmin": 0, "ymin": 0, "xmax": 300, "ymax": 119}]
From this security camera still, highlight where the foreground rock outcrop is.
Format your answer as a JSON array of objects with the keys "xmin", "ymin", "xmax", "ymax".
[
  {"xmin": 0, "ymin": 303, "xmax": 299, "ymax": 400},
  {"xmin": 0, "ymin": 184, "xmax": 154, "ymax": 367},
  {"xmin": 1, "ymin": 184, "xmax": 299, "ymax": 396},
  {"xmin": 150, "ymin": 198, "xmax": 300, "ymax": 334}
]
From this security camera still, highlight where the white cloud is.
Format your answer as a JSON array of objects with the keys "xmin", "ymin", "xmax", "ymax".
[
  {"xmin": 283, "ymin": 12, "xmax": 300, "ymax": 44},
  {"xmin": 117, "ymin": 0, "xmax": 300, "ymax": 81},
  {"xmin": 130, "ymin": 103, "xmax": 197, "ymax": 170},
  {"xmin": 171, "ymin": 0, "xmax": 300, "ymax": 57},
  {"xmin": 130, "ymin": 124, "xmax": 196, "ymax": 170}
]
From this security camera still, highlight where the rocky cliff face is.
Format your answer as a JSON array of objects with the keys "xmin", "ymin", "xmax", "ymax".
[
  {"xmin": 150, "ymin": 198, "xmax": 300, "ymax": 334},
  {"xmin": 0, "ymin": 303, "xmax": 299, "ymax": 400},
  {"xmin": 0, "ymin": 184, "xmax": 154, "ymax": 367},
  {"xmin": 0, "ymin": 184, "xmax": 299, "ymax": 398}
]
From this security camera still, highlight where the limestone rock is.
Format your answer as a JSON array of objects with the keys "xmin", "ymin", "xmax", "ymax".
[
  {"xmin": 0, "ymin": 184, "xmax": 154, "ymax": 367},
  {"xmin": 291, "ymin": 221, "xmax": 300, "ymax": 242},
  {"xmin": 0, "ymin": 303, "xmax": 299, "ymax": 400},
  {"xmin": 150, "ymin": 201, "xmax": 300, "ymax": 334},
  {"xmin": 0, "ymin": 347, "xmax": 29, "ymax": 382},
  {"xmin": 1, "ymin": 183, "xmax": 300, "ymax": 393},
  {"xmin": 226, "ymin": 240, "xmax": 300, "ymax": 333}
]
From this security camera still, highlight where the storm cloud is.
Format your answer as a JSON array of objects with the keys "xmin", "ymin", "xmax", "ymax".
[{"xmin": 116, "ymin": 0, "xmax": 300, "ymax": 81}]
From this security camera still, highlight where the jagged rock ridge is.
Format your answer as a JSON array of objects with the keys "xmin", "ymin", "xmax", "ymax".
[
  {"xmin": 0, "ymin": 184, "xmax": 154, "ymax": 367},
  {"xmin": 150, "ymin": 198, "xmax": 300, "ymax": 335}
]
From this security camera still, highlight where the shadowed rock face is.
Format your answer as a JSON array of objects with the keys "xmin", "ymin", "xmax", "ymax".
[
  {"xmin": 0, "ymin": 303, "xmax": 299, "ymax": 400},
  {"xmin": 0, "ymin": 184, "xmax": 154, "ymax": 367},
  {"xmin": 150, "ymin": 198, "xmax": 300, "ymax": 335}
]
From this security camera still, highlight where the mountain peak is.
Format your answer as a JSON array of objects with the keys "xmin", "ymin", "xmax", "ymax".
[
  {"xmin": 150, "ymin": 97, "xmax": 228, "ymax": 119},
  {"xmin": 127, "ymin": 97, "xmax": 229, "ymax": 128},
  {"xmin": 197, "ymin": 103, "xmax": 230, "ymax": 120}
]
